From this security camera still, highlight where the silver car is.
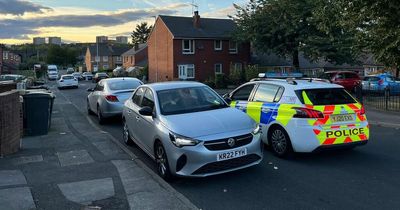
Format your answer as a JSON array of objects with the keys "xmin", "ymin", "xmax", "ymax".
[
  {"xmin": 87, "ymin": 77, "xmax": 143, "ymax": 124},
  {"xmin": 122, "ymin": 82, "xmax": 263, "ymax": 180}
]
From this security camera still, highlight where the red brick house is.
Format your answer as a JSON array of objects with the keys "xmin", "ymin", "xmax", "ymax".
[
  {"xmin": 85, "ymin": 43, "xmax": 130, "ymax": 72},
  {"xmin": 2, "ymin": 50, "xmax": 22, "ymax": 73},
  {"xmin": 0, "ymin": 46, "xmax": 3, "ymax": 75},
  {"xmin": 121, "ymin": 43, "xmax": 148, "ymax": 68},
  {"xmin": 147, "ymin": 12, "xmax": 250, "ymax": 82}
]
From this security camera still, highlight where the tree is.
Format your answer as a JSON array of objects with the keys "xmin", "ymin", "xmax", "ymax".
[
  {"xmin": 334, "ymin": 0, "xmax": 400, "ymax": 77},
  {"xmin": 131, "ymin": 22, "xmax": 153, "ymax": 45},
  {"xmin": 232, "ymin": 0, "xmax": 358, "ymax": 69}
]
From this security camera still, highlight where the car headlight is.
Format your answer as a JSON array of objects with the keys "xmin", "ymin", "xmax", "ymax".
[
  {"xmin": 251, "ymin": 123, "xmax": 261, "ymax": 135},
  {"xmin": 169, "ymin": 133, "xmax": 200, "ymax": 147}
]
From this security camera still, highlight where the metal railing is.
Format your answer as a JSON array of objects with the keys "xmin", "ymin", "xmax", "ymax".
[{"xmin": 356, "ymin": 86, "xmax": 400, "ymax": 111}]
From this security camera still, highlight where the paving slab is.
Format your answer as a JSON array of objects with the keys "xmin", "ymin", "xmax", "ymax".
[
  {"xmin": 13, "ymin": 155, "xmax": 44, "ymax": 165},
  {"xmin": 0, "ymin": 187, "xmax": 35, "ymax": 210},
  {"xmin": 0, "ymin": 170, "xmax": 27, "ymax": 187},
  {"xmin": 57, "ymin": 150, "xmax": 94, "ymax": 167},
  {"xmin": 58, "ymin": 178, "xmax": 115, "ymax": 205},
  {"xmin": 127, "ymin": 191, "xmax": 187, "ymax": 210},
  {"xmin": 92, "ymin": 141, "xmax": 124, "ymax": 156}
]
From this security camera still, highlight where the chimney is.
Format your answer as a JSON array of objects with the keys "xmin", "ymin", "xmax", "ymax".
[
  {"xmin": 193, "ymin": 11, "xmax": 200, "ymax": 29},
  {"xmin": 134, "ymin": 43, "xmax": 139, "ymax": 51}
]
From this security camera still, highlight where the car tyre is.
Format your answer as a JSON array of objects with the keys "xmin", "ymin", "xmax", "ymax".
[
  {"xmin": 155, "ymin": 142, "xmax": 173, "ymax": 182},
  {"xmin": 97, "ymin": 105, "xmax": 105, "ymax": 124},
  {"xmin": 123, "ymin": 120, "xmax": 134, "ymax": 146},
  {"xmin": 268, "ymin": 126, "xmax": 293, "ymax": 158}
]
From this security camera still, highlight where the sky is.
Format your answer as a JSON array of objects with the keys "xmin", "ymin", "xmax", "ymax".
[{"xmin": 0, "ymin": 0, "xmax": 247, "ymax": 45}]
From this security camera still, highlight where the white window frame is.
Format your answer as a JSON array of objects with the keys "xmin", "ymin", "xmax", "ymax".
[
  {"xmin": 116, "ymin": 56, "xmax": 122, "ymax": 62},
  {"xmin": 178, "ymin": 64, "xmax": 195, "ymax": 79},
  {"xmin": 102, "ymin": 64, "xmax": 109, "ymax": 70},
  {"xmin": 103, "ymin": 56, "xmax": 108, "ymax": 62},
  {"xmin": 214, "ymin": 40, "xmax": 222, "ymax": 51},
  {"xmin": 182, "ymin": 40, "xmax": 195, "ymax": 54},
  {"xmin": 229, "ymin": 41, "xmax": 238, "ymax": 54},
  {"xmin": 215, "ymin": 63, "xmax": 223, "ymax": 74}
]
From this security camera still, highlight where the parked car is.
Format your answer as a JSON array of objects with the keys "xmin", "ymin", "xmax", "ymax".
[
  {"xmin": 66, "ymin": 68, "xmax": 75, "ymax": 74},
  {"xmin": 57, "ymin": 75, "xmax": 78, "ymax": 89},
  {"xmin": 87, "ymin": 77, "xmax": 143, "ymax": 124},
  {"xmin": 122, "ymin": 82, "xmax": 263, "ymax": 180},
  {"xmin": 93, "ymin": 72, "xmax": 109, "ymax": 83},
  {"xmin": 224, "ymin": 78, "xmax": 369, "ymax": 157},
  {"xmin": 48, "ymin": 71, "xmax": 59, "ymax": 80},
  {"xmin": 82, "ymin": 72, "xmax": 93, "ymax": 80},
  {"xmin": 321, "ymin": 71, "xmax": 361, "ymax": 92},
  {"xmin": 362, "ymin": 73, "xmax": 400, "ymax": 94},
  {"xmin": 0, "ymin": 74, "xmax": 26, "ymax": 82},
  {"xmin": 72, "ymin": 72, "xmax": 83, "ymax": 81}
]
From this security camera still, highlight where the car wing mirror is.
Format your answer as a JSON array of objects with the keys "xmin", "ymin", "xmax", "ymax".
[
  {"xmin": 222, "ymin": 94, "xmax": 232, "ymax": 104},
  {"xmin": 139, "ymin": 106, "xmax": 153, "ymax": 116}
]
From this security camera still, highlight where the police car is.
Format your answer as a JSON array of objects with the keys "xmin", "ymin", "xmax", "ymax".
[{"xmin": 223, "ymin": 73, "xmax": 369, "ymax": 157}]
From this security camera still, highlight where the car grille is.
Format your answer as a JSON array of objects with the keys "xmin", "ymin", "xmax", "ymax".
[
  {"xmin": 192, "ymin": 154, "xmax": 261, "ymax": 175},
  {"xmin": 203, "ymin": 134, "xmax": 253, "ymax": 151}
]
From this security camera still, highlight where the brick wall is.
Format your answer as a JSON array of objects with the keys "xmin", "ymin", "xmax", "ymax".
[
  {"xmin": 173, "ymin": 40, "xmax": 251, "ymax": 81},
  {"xmin": 148, "ymin": 18, "xmax": 174, "ymax": 82},
  {"xmin": 0, "ymin": 90, "xmax": 22, "ymax": 156}
]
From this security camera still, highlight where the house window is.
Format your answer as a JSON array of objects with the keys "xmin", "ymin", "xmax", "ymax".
[
  {"xmin": 215, "ymin": 63, "xmax": 223, "ymax": 74},
  {"xmin": 214, "ymin": 40, "xmax": 222, "ymax": 51},
  {"xmin": 182, "ymin": 40, "xmax": 195, "ymax": 54},
  {"xmin": 178, "ymin": 64, "xmax": 195, "ymax": 79},
  {"xmin": 116, "ymin": 56, "xmax": 122, "ymax": 62},
  {"xmin": 233, "ymin": 63, "xmax": 242, "ymax": 71},
  {"xmin": 103, "ymin": 64, "xmax": 109, "ymax": 70},
  {"xmin": 103, "ymin": 56, "xmax": 108, "ymax": 62},
  {"xmin": 229, "ymin": 41, "xmax": 238, "ymax": 54},
  {"xmin": 95, "ymin": 56, "xmax": 100, "ymax": 62}
]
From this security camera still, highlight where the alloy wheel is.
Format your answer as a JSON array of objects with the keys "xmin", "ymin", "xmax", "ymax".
[
  {"xmin": 271, "ymin": 129, "xmax": 287, "ymax": 155},
  {"xmin": 156, "ymin": 145, "xmax": 167, "ymax": 176}
]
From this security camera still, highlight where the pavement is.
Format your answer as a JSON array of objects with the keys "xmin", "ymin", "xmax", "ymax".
[{"xmin": 0, "ymin": 85, "xmax": 197, "ymax": 210}]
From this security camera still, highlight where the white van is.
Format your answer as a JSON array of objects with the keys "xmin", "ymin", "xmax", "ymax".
[{"xmin": 47, "ymin": 65, "xmax": 58, "ymax": 80}]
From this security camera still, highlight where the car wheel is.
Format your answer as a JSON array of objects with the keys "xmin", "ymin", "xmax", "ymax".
[
  {"xmin": 268, "ymin": 126, "xmax": 293, "ymax": 158},
  {"xmin": 155, "ymin": 142, "xmax": 173, "ymax": 181},
  {"xmin": 97, "ymin": 105, "xmax": 105, "ymax": 124},
  {"xmin": 123, "ymin": 121, "xmax": 134, "ymax": 146},
  {"xmin": 87, "ymin": 100, "xmax": 94, "ymax": 115}
]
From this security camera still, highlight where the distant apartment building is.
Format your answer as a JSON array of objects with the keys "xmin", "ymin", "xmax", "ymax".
[
  {"xmin": 116, "ymin": 36, "xmax": 128, "ymax": 44},
  {"xmin": 48, "ymin": 37, "xmax": 62, "ymax": 45},
  {"xmin": 33, "ymin": 37, "xmax": 46, "ymax": 45},
  {"xmin": 96, "ymin": 36, "xmax": 108, "ymax": 43}
]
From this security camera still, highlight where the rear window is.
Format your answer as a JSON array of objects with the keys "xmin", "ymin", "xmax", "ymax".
[
  {"xmin": 108, "ymin": 80, "xmax": 142, "ymax": 90},
  {"xmin": 62, "ymin": 76, "xmax": 74, "ymax": 80},
  {"xmin": 295, "ymin": 88, "xmax": 356, "ymax": 105},
  {"xmin": 344, "ymin": 73, "xmax": 359, "ymax": 79},
  {"xmin": 321, "ymin": 73, "xmax": 336, "ymax": 79}
]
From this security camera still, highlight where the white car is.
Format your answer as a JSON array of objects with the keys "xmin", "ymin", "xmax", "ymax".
[
  {"xmin": 57, "ymin": 75, "xmax": 78, "ymax": 89},
  {"xmin": 224, "ymin": 77, "xmax": 369, "ymax": 157},
  {"xmin": 48, "ymin": 71, "xmax": 58, "ymax": 80}
]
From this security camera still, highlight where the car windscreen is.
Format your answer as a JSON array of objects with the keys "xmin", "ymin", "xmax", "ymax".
[
  {"xmin": 295, "ymin": 88, "xmax": 356, "ymax": 105},
  {"xmin": 108, "ymin": 80, "xmax": 142, "ymax": 91},
  {"xmin": 62, "ymin": 76, "xmax": 74, "ymax": 80},
  {"xmin": 157, "ymin": 86, "xmax": 228, "ymax": 115}
]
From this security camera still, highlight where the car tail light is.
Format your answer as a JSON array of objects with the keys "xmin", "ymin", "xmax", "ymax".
[
  {"xmin": 378, "ymin": 79, "xmax": 384, "ymax": 85},
  {"xmin": 292, "ymin": 107, "xmax": 324, "ymax": 118},
  {"xmin": 360, "ymin": 105, "xmax": 365, "ymax": 115},
  {"xmin": 105, "ymin": 95, "xmax": 119, "ymax": 102}
]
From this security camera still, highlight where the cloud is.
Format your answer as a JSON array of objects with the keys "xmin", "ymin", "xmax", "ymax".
[
  {"xmin": 0, "ymin": 4, "xmax": 188, "ymax": 39},
  {"xmin": 0, "ymin": 0, "xmax": 51, "ymax": 15}
]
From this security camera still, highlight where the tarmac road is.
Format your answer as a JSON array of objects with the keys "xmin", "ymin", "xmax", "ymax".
[{"xmin": 53, "ymin": 80, "xmax": 400, "ymax": 210}]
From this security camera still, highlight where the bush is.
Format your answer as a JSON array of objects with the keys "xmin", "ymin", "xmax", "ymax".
[
  {"xmin": 229, "ymin": 67, "xmax": 243, "ymax": 86},
  {"xmin": 203, "ymin": 76, "xmax": 215, "ymax": 88},
  {"xmin": 215, "ymin": 73, "xmax": 227, "ymax": 89},
  {"xmin": 245, "ymin": 65, "xmax": 260, "ymax": 81}
]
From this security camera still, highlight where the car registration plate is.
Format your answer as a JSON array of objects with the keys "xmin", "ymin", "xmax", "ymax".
[
  {"xmin": 330, "ymin": 114, "xmax": 355, "ymax": 123},
  {"xmin": 217, "ymin": 148, "xmax": 247, "ymax": 161}
]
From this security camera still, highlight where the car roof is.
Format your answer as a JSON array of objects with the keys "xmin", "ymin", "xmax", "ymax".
[
  {"xmin": 101, "ymin": 77, "xmax": 141, "ymax": 82},
  {"xmin": 251, "ymin": 79, "xmax": 343, "ymax": 90},
  {"xmin": 143, "ymin": 81, "xmax": 205, "ymax": 91}
]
